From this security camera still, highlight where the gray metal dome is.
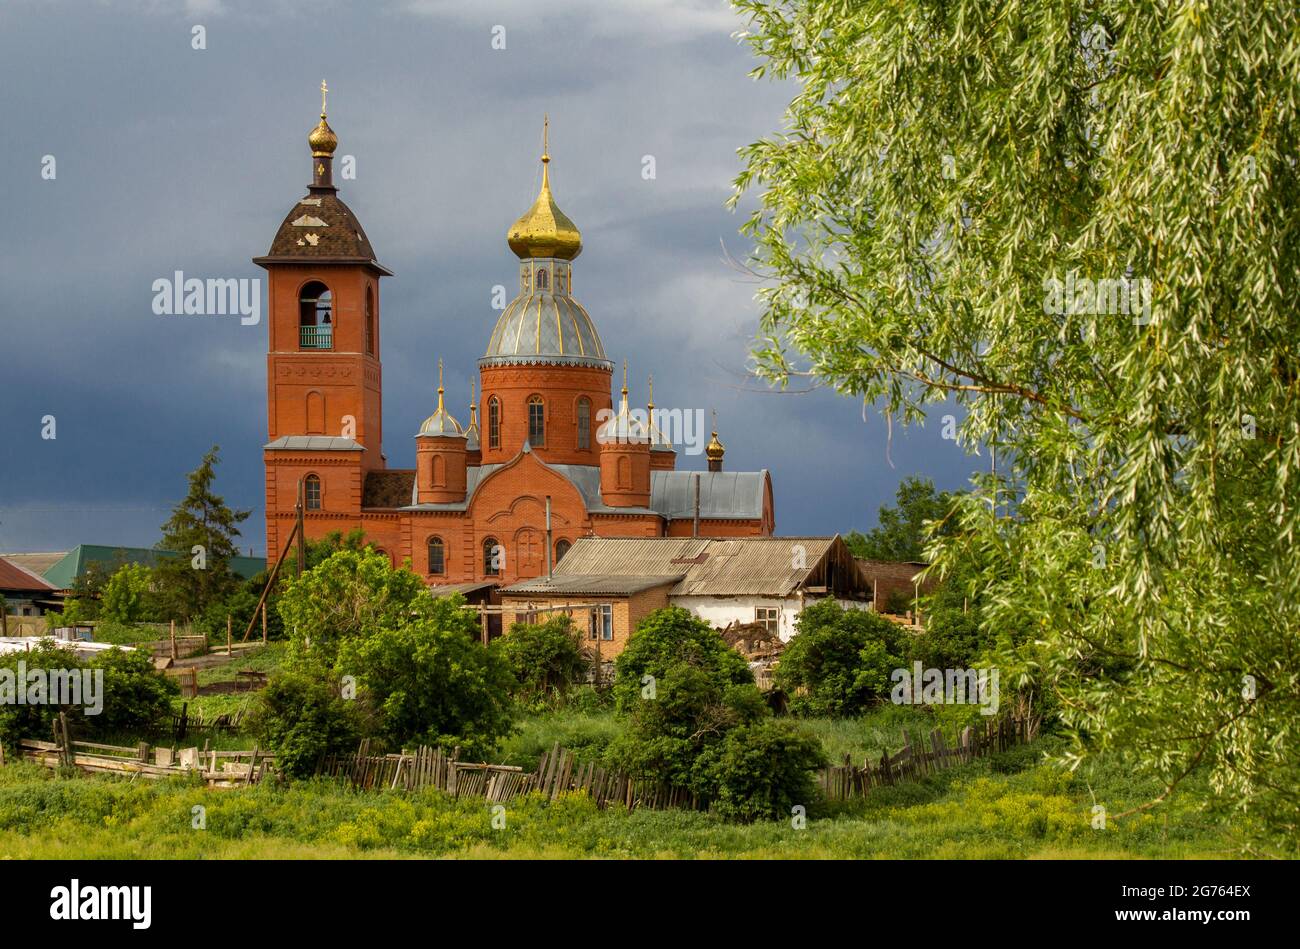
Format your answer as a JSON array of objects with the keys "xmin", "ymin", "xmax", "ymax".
[{"xmin": 482, "ymin": 289, "xmax": 610, "ymax": 367}]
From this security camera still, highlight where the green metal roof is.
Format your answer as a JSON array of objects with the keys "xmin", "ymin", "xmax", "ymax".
[{"xmin": 42, "ymin": 545, "xmax": 266, "ymax": 590}]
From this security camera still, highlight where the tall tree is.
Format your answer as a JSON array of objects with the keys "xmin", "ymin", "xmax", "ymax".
[
  {"xmin": 154, "ymin": 445, "xmax": 251, "ymax": 621},
  {"xmin": 732, "ymin": 1, "xmax": 1299, "ymax": 849},
  {"xmin": 846, "ymin": 476, "xmax": 956, "ymax": 561}
]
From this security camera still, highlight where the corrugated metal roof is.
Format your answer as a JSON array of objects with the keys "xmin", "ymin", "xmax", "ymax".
[
  {"xmin": 556, "ymin": 536, "xmax": 843, "ymax": 597},
  {"xmin": 42, "ymin": 546, "xmax": 266, "ymax": 590},
  {"xmin": 429, "ymin": 581, "xmax": 499, "ymax": 596},
  {"xmin": 552, "ymin": 538, "xmax": 710, "ymax": 576},
  {"xmin": 264, "ymin": 436, "xmax": 364, "ymax": 452},
  {"xmin": 671, "ymin": 537, "xmax": 836, "ymax": 596},
  {"xmin": 0, "ymin": 557, "xmax": 56, "ymax": 592},
  {"xmin": 0, "ymin": 552, "xmax": 67, "ymax": 576},
  {"xmin": 501, "ymin": 574, "xmax": 684, "ymax": 596}
]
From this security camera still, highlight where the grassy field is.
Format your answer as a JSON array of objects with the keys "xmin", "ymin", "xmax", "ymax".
[
  {"xmin": 0, "ymin": 688, "xmax": 1241, "ymax": 859},
  {"xmin": 0, "ymin": 740, "xmax": 1235, "ymax": 859}
]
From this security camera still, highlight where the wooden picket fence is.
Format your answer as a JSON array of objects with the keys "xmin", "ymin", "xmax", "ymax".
[
  {"xmin": 820, "ymin": 714, "xmax": 1039, "ymax": 801},
  {"xmin": 317, "ymin": 740, "xmax": 698, "ymax": 810}
]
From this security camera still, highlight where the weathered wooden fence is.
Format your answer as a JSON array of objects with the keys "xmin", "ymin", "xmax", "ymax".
[
  {"xmin": 317, "ymin": 741, "xmax": 698, "ymax": 811},
  {"xmin": 18, "ymin": 730, "xmax": 273, "ymax": 788},
  {"xmin": 820, "ymin": 714, "xmax": 1039, "ymax": 801}
]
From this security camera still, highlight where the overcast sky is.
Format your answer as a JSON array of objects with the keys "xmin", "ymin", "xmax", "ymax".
[{"xmin": 0, "ymin": 0, "xmax": 982, "ymax": 557}]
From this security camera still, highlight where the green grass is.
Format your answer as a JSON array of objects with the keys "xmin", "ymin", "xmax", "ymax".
[{"xmin": 0, "ymin": 744, "xmax": 1239, "ymax": 859}]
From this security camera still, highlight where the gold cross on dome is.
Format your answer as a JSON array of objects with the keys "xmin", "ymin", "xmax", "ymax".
[{"xmin": 320, "ymin": 79, "xmax": 328, "ymax": 117}]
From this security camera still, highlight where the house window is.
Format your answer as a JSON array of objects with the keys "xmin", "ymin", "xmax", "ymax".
[
  {"xmin": 298, "ymin": 281, "xmax": 333, "ymax": 350},
  {"xmin": 488, "ymin": 396, "xmax": 501, "ymax": 449},
  {"xmin": 756, "ymin": 607, "xmax": 779, "ymax": 635},
  {"xmin": 555, "ymin": 539, "xmax": 571, "ymax": 563},
  {"xmin": 590, "ymin": 604, "xmax": 613, "ymax": 641},
  {"xmin": 427, "ymin": 537, "xmax": 445, "ymax": 576},
  {"xmin": 483, "ymin": 537, "xmax": 502, "ymax": 576},
  {"xmin": 528, "ymin": 395, "xmax": 545, "ymax": 446},
  {"xmin": 576, "ymin": 398, "xmax": 591, "ymax": 450},
  {"xmin": 304, "ymin": 475, "xmax": 322, "ymax": 510}
]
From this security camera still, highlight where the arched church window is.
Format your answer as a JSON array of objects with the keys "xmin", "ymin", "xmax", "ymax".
[
  {"xmin": 528, "ymin": 395, "xmax": 545, "ymax": 447},
  {"xmin": 555, "ymin": 539, "xmax": 571, "ymax": 563},
  {"xmin": 299, "ymin": 281, "xmax": 333, "ymax": 350},
  {"xmin": 304, "ymin": 474, "xmax": 322, "ymax": 510},
  {"xmin": 483, "ymin": 537, "xmax": 502, "ymax": 576},
  {"xmin": 536, "ymin": 267, "xmax": 549, "ymax": 291},
  {"xmin": 427, "ymin": 537, "xmax": 445, "ymax": 576},
  {"xmin": 577, "ymin": 398, "xmax": 591, "ymax": 450},
  {"xmin": 488, "ymin": 397, "xmax": 501, "ymax": 449},
  {"xmin": 364, "ymin": 287, "xmax": 375, "ymax": 356}
]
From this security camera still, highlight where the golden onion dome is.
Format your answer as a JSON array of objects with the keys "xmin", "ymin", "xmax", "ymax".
[
  {"xmin": 417, "ymin": 361, "xmax": 464, "ymax": 438},
  {"xmin": 507, "ymin": 117, "xmax": 582, "ymax": 261},
  {"xmin": 308, "ymin": 80, "xmax": 338, "ymax": 156},
  {"xmin": 309, "ymin": 116, "xmax": 338, "ymax": 157},
  {"xmin": 707, "ymin": 426, "xmax": 728, "ymax": 462}
]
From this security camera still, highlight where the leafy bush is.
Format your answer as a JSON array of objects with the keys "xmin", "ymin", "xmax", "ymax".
[
  {"xmin": 910, "ymin": 606, "xmax": 984, "ymax": 670},
  {"xmin": 0, "ymin": 642, "xmax": 177, "ymax": 752},
  {"xmin": 246, "ymin": 673, "xmax": 364, "ymax": 778},
  {"xmin": 774, "ymin": 600, "xmax": 905, "ymax": 716},
  {"xmin": 278, "ymin": 548, "xmax": 436, "ymax": 672},
  {"xmin": 695, "ymin": 719, "xmax": 826, "ymax": 822},
  {"xmin": 611, "ymin": 607, "xmax": 752, "ymax": 713},
  {"xmin": 492, "ymin": 615, "xmax": 589, "ymax": 705},
  {"xmin": 100, "ymin": 563, "xmax": 158, "ymax": 624},
  {"xmin": 335, "ymin": 597, "xmax": 514, "ymax": 759}
]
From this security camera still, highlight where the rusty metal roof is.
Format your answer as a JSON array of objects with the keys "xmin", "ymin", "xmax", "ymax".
[{"xmin": 555, "ymin": 536, "xmax": 845, "ymax": 597}]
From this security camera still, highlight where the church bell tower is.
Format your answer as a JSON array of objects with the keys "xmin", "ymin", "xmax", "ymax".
[{"xmin": 253, "ymin": 82, "xmax": 393, "ymax": 556}]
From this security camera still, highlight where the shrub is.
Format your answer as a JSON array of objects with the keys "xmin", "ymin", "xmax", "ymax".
[
  {"xmin": 910, "ymin": 606, "xmax": 984, "ymax": 670},
  {"xmin": 100, "ymin": 563, "xmax": 158, "ymax": 624},
  {"xmin": 774, "ymin": 600, "xmax": 905, "ymax": 716},
  {"xmin": 493, "ymin": 615, "xmax": 589, "ymax": 705},
  {"xmin": 695, "ymin": 719, "xmax": 826, "ymax": 822},
  {"xmin": 278, "ymin": 548, "xmax": 437, "ymax": 672},
  {"xmin": 607, "ymin": 660, "xmax": 768, "ymax": 789},
  {"xmin": 247, "ymin": 673, "xmax": 364, "ymax": 778},
  {"xmin": 612, "ymin": 607, "xmax": 752, "ymax": 713},
  {"xmin": 0, "ymin": 643, "xmax": 177, "ymax": 752},
  {"xmin": 335, "ymin": 597, "xmax": 514, "ymax": 759}
]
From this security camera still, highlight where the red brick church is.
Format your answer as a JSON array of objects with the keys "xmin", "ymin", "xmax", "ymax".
[{"xmin": 255, "ymin": 92, "xmax": 774, "ymax": 587}]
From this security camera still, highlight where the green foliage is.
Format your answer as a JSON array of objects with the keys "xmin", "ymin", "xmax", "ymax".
[
  {"xmin": 845, "ymin": 477, "xmax": 958, "ymax": 562},
  {"xmin": 732, "ymin": 0, "xmax": 1300, "ymax": 848},
  {"xmin": 247, "ymin": 673, "xmax": 363, "ymax": 778},
  {"xmin": 335, "ymin": 600, "xmax": 514, "ymax": 759},
  {"xmin": 153, "ymin": 446, "xmax": 251, "ymax": 621},
  {"xmin": 277, "ymin": 547, "xmax": 435, "ymax": 673},
  {"xmin": 0, "ymin": 643, "xmax": 177, "ymax": 752},
  {"xmin": 911, "ymin": 607, "xmax": 985, "ymax": 671},
  {"xmin": 606, "ymin": 661, "xmax": 767, "ymax": 792},
  {"xmin": 100, "ymin": 563, "xmax": 156, "ymax": 624},
  {"xmin": 695, "ymin": 720, "xmax": 826, "ymax": 823},
  {"xmin": 611, "ymin": 607, "xmax": 753, "ymax": 713},
  {"xmin": 493, "ymin": 615, "xmax": 590, "ymax": 706},
  {"xmin": 774, "ymin": 600, "xmax": 904, "ymax": 716},
  {"xmin": 85, "ymin": 647, "xmax": 178, "ymax": 736}
]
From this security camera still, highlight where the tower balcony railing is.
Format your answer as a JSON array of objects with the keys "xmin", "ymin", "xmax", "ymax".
[{"xmin": 300, "ymin": 325, "xmax": 333, "ymax": 350}]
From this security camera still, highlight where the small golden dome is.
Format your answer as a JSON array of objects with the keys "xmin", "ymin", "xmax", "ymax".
[
  {"xmin": 309, "ymin": 80, "xmax": 338, "ymax": 157},
  {"xmin": 706, "ymin": 411, "xmax": 725, "ymax": 461},
  {"xmin": 309, "ymin": 116, "xmax": 338, "ymax": 157},
  {"xmin": 417, "ymin": 361, "xmax": 464, "ymax": 437},
  {"xmin": 507, "ymin": 117, "xmax": 582, "ymax": 261}
]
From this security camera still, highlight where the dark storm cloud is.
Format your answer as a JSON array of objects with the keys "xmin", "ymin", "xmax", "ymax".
[{"xmin": 0, "ymin": 0, "xmax": 981, "ymax": 554}]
